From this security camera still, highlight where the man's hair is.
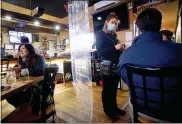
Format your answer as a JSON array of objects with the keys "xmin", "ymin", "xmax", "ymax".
[
  {"xmin": 160, "ymin": 30, "xmax": 173, "ymax": 40},
  {"xmin": 136, "ymin": 8, "xmax": 162, "ymax": 32},
  {"xmin": 20, "ymin": 36, "xmax": 29, "ymax": 44}
]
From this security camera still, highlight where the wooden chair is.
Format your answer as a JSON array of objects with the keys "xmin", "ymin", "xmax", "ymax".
[
  {"xmin": 63, "ymin": 61, "xmax": 72, "ymax": 87},
  {"xmin": 125, "ymin": 64, "xmax": 182, "ymax": 123},
  {"xmin": 2, "ymin": 66, "xmax": 59, "ymax": 123},
  {"xmin": 41, "ymin": 65, "xmax": 59, "ymax": 122}
]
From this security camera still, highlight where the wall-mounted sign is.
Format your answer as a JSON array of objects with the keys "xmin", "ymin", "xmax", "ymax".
[{"xmin": 134, "ymin": 0, "xmax": 177, "ymax": 13}]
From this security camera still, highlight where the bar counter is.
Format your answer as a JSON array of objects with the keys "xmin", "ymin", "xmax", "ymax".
[{"xmin": 1, "ymin": 57, "xmax": 71, "ymax": 67}]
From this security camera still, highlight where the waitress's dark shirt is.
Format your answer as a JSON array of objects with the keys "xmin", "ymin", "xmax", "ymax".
[
  {"xmin": 16, "ymin": 55, "xmax": 46, "ymax": 76},
  {"xmin": 96, "ymin": 31, "xmax": 121, "ymax": 64}
]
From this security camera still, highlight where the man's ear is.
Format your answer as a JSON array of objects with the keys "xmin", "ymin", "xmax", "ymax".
[
  {"xmin": 169, "ymin": 36, "xmax": 171, "ymax": 40},
  {"xmin": 138, "ymin": 29, "xmax": 142, "ymax": 35}
]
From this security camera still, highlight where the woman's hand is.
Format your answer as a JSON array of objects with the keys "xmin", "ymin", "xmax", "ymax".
[
  {"xmin": 12, "ymin": 65, "xmax": 22, "ymax": 79},
  {"xmin": 13, "ymin": 66, "xmax": 21, "ymax": 73},
  {"xmin": 13, "ymin": 64, "xmax": 22, "ymax": 72},
  {"xmin": 115, "ymin": 43, "xmax": 122, "ymax": 50}
]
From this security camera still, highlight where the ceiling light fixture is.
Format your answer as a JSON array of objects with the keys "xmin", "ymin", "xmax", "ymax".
[
  {"xmin": 97, "ymin": 16, "xmax": 102, "ymax": 20},
  {"xmin": 55, "ymin": 25, "xmax": 60, "ymax": 30},
  {"xmin": 5, "ymin": 15, "xmax": 12, "ymax": 20},
  {"xmin": 34, "ymin": 21, "xmax": 40, "ymax": 26}
]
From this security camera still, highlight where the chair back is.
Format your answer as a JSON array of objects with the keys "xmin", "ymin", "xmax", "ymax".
[
  {"xmin": 126, "ymin": 64, "xmax": 182, "ymax": 122},
  {"xmin": 44, "ymin": 65, "xmax": 58, "ymax": 82},
  {"xmin": 41, "ymin": 65, "xmax": 58, "ymax": 116}
]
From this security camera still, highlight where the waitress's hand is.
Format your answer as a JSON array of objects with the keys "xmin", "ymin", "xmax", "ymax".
[
  {"xmin": 120, "ymin": 44, "xmax": 126, "ymax": 51},
  {"xmin": 115, "ymin": 43, "xmax": 122, "ymax": 50}
]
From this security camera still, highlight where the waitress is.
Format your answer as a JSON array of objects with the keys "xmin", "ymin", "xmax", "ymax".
[{"xmin": 96, "ymin": 13, "xmax": 126, "ymax": 122}]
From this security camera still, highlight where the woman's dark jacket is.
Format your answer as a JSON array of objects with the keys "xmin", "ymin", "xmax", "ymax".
[
  {"xmin": 96, "ymin": 31, "xmax": 121, "ymax": 64},
  {"xmin": 16, "ymin": 55, "xmax": 46, "ymax": 76}
]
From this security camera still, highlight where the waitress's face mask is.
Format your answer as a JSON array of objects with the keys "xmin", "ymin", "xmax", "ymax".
[
  {"xmin": 106, "ymin": 18, "xmax": 118, "ymax": 32},
  {"xmin": 107, "ymin": 24, "xmax": 117, "ymax": 32}
]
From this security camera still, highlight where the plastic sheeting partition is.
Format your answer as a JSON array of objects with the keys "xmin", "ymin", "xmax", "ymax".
[{"xmin": 68, "ymin": 1, "xmax": 93, "ymax": 122}]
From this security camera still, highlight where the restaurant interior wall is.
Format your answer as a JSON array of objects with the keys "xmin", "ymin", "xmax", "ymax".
[
  {"xmin": 58, "ymin": 31, "xmax": 69, "ymax": 45},
  {"xmin": 116, "ymin": 8, "xmax": 134, "ymax": 46},
  {"xmin": 1, "ymin": 27, "xmax": 70, "ymax": 56}
]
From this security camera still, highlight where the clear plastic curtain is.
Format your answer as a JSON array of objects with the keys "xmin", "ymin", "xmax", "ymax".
[{"xmin": 68, "ymin": 1, "xmax": 94, "ymax": 122}]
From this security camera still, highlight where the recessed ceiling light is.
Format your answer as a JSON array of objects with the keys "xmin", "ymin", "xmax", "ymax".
[
  {"xmin": 97, "ymin": 16, "xmax": 102, "ymax": 20},
  {"xmin": 55, "ymin": 25, "xmax": 60, "ymax": 30},
  {"xmin": 34, "ymin": 21, "xmax": 40, "ymax": 26},
  {"xmin": 5, "ymin": 15, "xmax": 12, "ymax": 20}
]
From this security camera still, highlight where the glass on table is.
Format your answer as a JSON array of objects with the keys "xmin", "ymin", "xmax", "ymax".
[
  {"xmin": 11, "ymin": 67, "xmax": 21, "ymax": 79},
  {"xmin": 6, "ymin": 69, "xmax": 16, "ymax": 88},
  {"xmin": 20, "ymin": 68, "xmax": 30, "ymax": 79}
]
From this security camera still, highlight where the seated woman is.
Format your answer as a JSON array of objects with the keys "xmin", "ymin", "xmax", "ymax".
[{"xmin": 6, "ymin": 44, "xmax": 46, "ymax": 108}]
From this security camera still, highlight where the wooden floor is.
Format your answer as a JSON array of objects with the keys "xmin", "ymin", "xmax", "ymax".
[{"xmin": 1, "ymin": 82, "xmax": 131, "ymax": 123}]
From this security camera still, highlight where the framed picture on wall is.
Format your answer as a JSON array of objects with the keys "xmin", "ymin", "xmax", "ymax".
[
  {"xmin": 33, "ymin": 34, "xmax": 39, "ymax": 42},
  {"xmin": 4, "ymin": 43, "xmax": 14, "ymax": 50}
]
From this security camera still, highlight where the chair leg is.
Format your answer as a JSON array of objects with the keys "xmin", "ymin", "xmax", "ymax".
[{"xmin": 63, "ymin": 74, "xmax": 66, "ymax": 87}]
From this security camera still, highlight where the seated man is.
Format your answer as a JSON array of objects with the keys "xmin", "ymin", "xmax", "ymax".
[
  {"xmin": 20, "ymin": 36, "xmax": 30, "ymax": 44},
  {"xmin": 118, "ymin": 8, "xmax": 182, "ymax": 122},
  {"xmin": 160, "ymin": 30, "xmax": 173, "ymax": 42}
]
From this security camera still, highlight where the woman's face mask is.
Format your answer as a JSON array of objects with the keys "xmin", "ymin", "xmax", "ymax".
[{"xmin": 106, "ymin": 18, "xmax": 118, "ymax": 32}]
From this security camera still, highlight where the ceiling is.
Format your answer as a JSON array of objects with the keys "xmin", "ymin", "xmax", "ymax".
[
  {"xmin": 1, "ymin": 0, "xmax": 69, "ymax": 33},
  {"xmin": 88, "ymin": 0, "xmax": 103, "ymax": 7},
  {"xmin": 1, "ymin": 19, "xmax": 56, "ymax": 34},
  {"xmin": 134, "ymin": 0, "xmax": 158, "ymax": 6},
  {"xmin": 1, "ymin": 9, "xmax": 68, "ymax": 28},
  {"xmin": 3, "ymin": 0, "xmax": 68, "ymax": 18}
]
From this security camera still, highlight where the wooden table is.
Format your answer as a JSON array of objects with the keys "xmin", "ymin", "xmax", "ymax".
[{"xmin": 1, "ymin": 76, "xmax": 44, "ymax": 100}]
